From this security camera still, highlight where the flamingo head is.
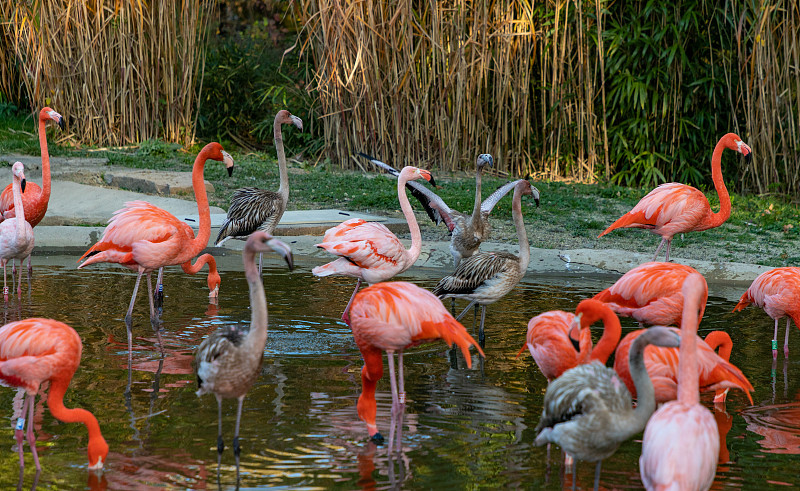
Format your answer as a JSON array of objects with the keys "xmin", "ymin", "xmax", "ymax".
[
  {"xmin": 723, "ymin": 133, "xmax": 752, "ymax": 161},
  {"xmin": 207, "ymin": 272, "xmax": 221, "ymax": 299},
  {"xmin": 513, "ymin": 179, "xmax": 540, "ymax": 207},
  {"xmin": 11, "ymin": 162, "xmax": 26, "ymax": 193},
  {"xmin": 203, "ymin": 142, "xmax": 235, "ymax": 177},
  {"xmin": 399, "ymin": 166, "xmax": 432, "ymax": 183},
  {"xmin": 275, "ymin": 109, "xmax": 303, "ymax": 131},
  {"xmin": 476, "ymin": 153, "xmax": 494, "ymax": 171},
  {"xmin": 40, "ymin": 107, "xmax": 65, "ymax": 131},
  {"xmin": 246, "ymin": 231, "xmax": 294, "ymax": 271},
  {"xmin": 87, "ymin": 435, "xmax": 109, "ymax": 471},
  {"xmin": 574, "ymin": 298, "xmax": 614, "ymax": 329}
]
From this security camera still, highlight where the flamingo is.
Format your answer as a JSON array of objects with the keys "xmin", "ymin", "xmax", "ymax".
[
  {"xmin": 360, "ymin": 153, "xmax": 540, "ymax": 268},
  {"xmin": 640, "ymin": 273, "xmax": 720, "ymax": 490},
  {"xmin": 517, "ymin": 299, "xmax": 622, "ymax": 381},
  {"xmin": 0, "ymin": 108, "xmax": 64, "ymax": 276},
  {"xmin": 347, "ymin": 281, "xmax": 484, "ymax": 442},
  {"xmin": 0, "ymin": 318, "xmax": 109, "ymax": 471},
  {"xmin": 592, "ymin": 262, "xmax": 707, "ymax": 327},
  {"xmin": 0, "ymin": 163, "xmax": 35, "ymax": 303},
  {"xmin": 196, "ymin": 232, "xmax": 293, "ymax": 461},
  {"xmin": 534, "ymin": 326, "xmax": 680, "ymax": 491},
  {"xmin": 78, "ymin": 142, "xmax": 234, "ymax": 352},
  {"xmin": 312, "ymin": 166, "xmax": 432, "ymax": 322},
  {"xmin": 214, "ymin": 110, "xmax": 303, "ymax": 272},
  {"xmin": 613, "ymin": 328, "xmax": 753, "ymax": 405},
  {"xmin": 733, "ymin": 267, "xmax": 800, "ymax": 359},
  {"xmin": 432, "ymin": 179, "xmax": 538, "ymax": 346},
  {"xmin": 599, "ymin": 133, "xmax": 752, "ymax": 261}
]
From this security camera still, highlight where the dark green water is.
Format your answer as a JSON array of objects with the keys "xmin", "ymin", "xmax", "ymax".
[{"xmin": 0, "ymin": 256, "xmax": 798, "ymax": 490}]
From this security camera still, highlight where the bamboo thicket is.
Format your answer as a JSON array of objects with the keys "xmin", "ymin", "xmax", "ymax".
[{"xmin": 0, "ymin": 0, "xmax": 216, "ymax": 146}]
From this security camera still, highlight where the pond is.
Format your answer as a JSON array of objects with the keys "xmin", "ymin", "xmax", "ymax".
[{"xmin": 0, "ymin": 253, "xmax": 798, "ymax": 490}]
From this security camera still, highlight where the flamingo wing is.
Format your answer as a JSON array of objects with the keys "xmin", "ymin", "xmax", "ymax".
[
  {"xmin": 480, "ymin": 179, "xmax": 540, "ymax": 215},
  {"xmin": 0, "ymin": 319, "xmax": 80, "ymax": 392},
  {"xmin": 734, "ymin": 267, "xmax": 800, "ymax": 320},
  {"xmin": 600, "ymin": 183, "xmax": 710, "ymax": 237},
  {"xmin": 525, "ymin": 311, "xmax": 582, "ymax": 380},
  {"xmin": 215, "ymin": 187, "xmax": 284, "ymax": 244},
  {"xmin": 0, "ymin": 182, "xmax": 44, "ymax": 223},
  {"xmin": 432, "ymin": 251, "xmax": 517, "ymax": 296}
]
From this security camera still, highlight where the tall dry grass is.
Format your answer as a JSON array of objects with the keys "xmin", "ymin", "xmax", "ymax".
[{"xmin": 0, "ymin": 0, "xmax": 216, "ymax": 146}]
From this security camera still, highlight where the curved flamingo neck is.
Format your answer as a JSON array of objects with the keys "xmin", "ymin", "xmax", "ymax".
[
  {"xmin": 182, "ymin": 148, "xmax": 214, "ymax": 262},
  {"xmin": 512, "ymin": 184, "xmax": 530, "ymax": 273},
  {"xmin": 46, "ymin": 377, "xmax": 105, "ymax": 454},
  {"xmin": 470, "ymin": 166, "xmax": 483, "ymax": 221},
  {"xmin": 244, "ymin": 246, "xmax": 268, "ymax": 348},
  {"xmin": 12, "ymin": 173, "xmax": 25, "ymax": 235},
  {"xmin": 397, "ymin": 173, "xmax": 423, "ymax": 263},
  {"xmin": 704, "ymin": 331, "xmax": 732, "ymax": 361},
  {"xmin": 38, "ymin": 115, "xmax": 52, "ymax": 203},
  {"xmin": 181, "ymin": 253, "xmax": 215, "ymax": 274},
  {"xmin": 587, "ymin": 307, "xmax": 621, "ymax": 363},
  {"xmin": 701, "ymin": 138, "xmax": 731, "ymax": 230},
  {"xmin": 274, "ymin": 117, "xmax": 290, "ymax": 202}
]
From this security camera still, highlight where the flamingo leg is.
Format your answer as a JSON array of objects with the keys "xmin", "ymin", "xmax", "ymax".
[
  {"xmin": 16, "ymin": 258, "xmax": 23, "ymax": 298},
  {"xmin": 664, "ymin": 238, "xmax": 672, "ymax": 262},
  {"xmin": 125, "ymin": 270, "xmax": 145, "ymax": 353},
  {"xmin": 3, "ymin": 260, "xmax": 8, "ymax": 303},
  {"xmin": 653, "ymin": 237, "xmax": 668, "ymax": 261},
  {"xmin": 26, "ymin": 255, "xmax": 31, "ymax": 278},
  {"xmin": 341, "ymin": 278, "xmax": 363, "ymax": 323},
  {"xmin": 154, "ymin": 267, "xmax": 164, "ymax": 313},
  {"xmin": 478, "ymin": 305, "xmax": 487, "ymax": 348},
  {"xmin": 25, "ymin": 393, "xmax": 40, "ymax": 472},
  {"xmin": 146, "ymin": 272, "xmax": 165, "ymax": 352},
  {"xmin": 593, "ymin": 460, "xmax": 602, "ymax": 491},
  {"xmin": 387, "ymin": 351, "xmax": 400, "ymax": 415},
  {"xmin": 785, "ymin": 318, "xmax": 791, "ymax": 358},
  {"xmin": 233, "ymin": 395, "xmax": 245, "ymax": 457},
  {"xmin": 398, "ymin": 352, "xmax": 405, "ymax": 406},
  {"xmin": 216, "ymin": 395, "xmax": 225, "ymax": 454},
  {"xmin": 455, "ymin": 301, "xmax": 478, "ymax": 322},
  {"xmin": 773, "ymin": 317, "xmax": 779, "ymax": 359},
  {"xmin": 15, "ymin": 393, "xmax": 30, "ymax": 469}
]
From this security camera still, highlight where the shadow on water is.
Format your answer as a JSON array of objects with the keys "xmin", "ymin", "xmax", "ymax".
[{"xmin": 1, "ymin": 258, "xmax": 800, "ymax": 488}]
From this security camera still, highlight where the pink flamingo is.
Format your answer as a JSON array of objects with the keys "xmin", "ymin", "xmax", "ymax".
[
  {"xmin": 733, "ymin": 267, "xmax": 800, "ymax": 359},
  {"xmin": 0, "ymin": 163, "xmax": 35, "ymax": 302},
  {"xmin": 592, "ymin": 262, "xmax": 707, "ymax": 327},
  {"xmin": 640, "ymin": 273, "xmax": 720, "ymax": 490},
  {"xmin": 0, "ymin": 108, "xmax": 64, "ymax": 276},
  {"xmin": 312, "ymin": 166, "xmax": 432, "ymax": 322},
  {"xmin": 518, "ymin": 299, "xmax": 621, "ymax": 381},
  {"xmin": 0, "ymin": 318, "xmax": 109, "ymax": 471},
  {"xmin": 599, "ymin": 133, "xmax": 751, "ymax": 261},
  {"xmin": 78, "ymin": 142, "xmax": 234, "ymax": 352},
  {"xmin": 613, "ymin": 328, "xmax": 753, "ymax": 405},
  {"xmin": 347, "ymin": 281, "xmax": 484, "ymax": 442}
]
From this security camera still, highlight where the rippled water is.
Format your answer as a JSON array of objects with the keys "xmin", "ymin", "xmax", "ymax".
[{"xmin": 0, "ymin": 255, "xmax": 799, "ymax": 489}]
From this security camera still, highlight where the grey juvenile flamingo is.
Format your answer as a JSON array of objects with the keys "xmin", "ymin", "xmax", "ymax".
[
  {"xmin": 432, "ymin": 179, "xmax": 538, "ymax": 346},
  {"xmin": 195, "ymin": 231, "xmax": 293, "ymax": 462},
  {"xmin": 534, "ymin": 325, "xmax": 680, "ymax": 491}
]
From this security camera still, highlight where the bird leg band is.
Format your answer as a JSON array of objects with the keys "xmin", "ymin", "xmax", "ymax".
[{"xmin": 15, "ymin": 418, "xmax": 24, "ymax": 431}]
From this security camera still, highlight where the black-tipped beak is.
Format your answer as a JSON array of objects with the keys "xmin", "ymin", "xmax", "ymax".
[
  {"xmin": 58, "ymin": 117, "xmax": 65, "ymax": 131},
  {"xmin": 227, "ymin": 166, "xmax": 234, "ymax": 177},
  {"xmin": 21, "ymin": 179, "xmax": 26, "ymax": 193},
  {"xmin": 284, "ymin": 252, "xmax": 294, "ymax": 271},
  {"xmin": 429, "ymin": 175, "xmax": 438, "ymax": 187},
  {"xmin": 744, "ymin": 152, "xmax": 752, "ymax": 163},
  {"xmin": 370, "ymin": 432, "xmax": 384, "ymax": 444},
  {"xmin": 534, "ymin": 197, "xmax": 540, "ymax": 207}
]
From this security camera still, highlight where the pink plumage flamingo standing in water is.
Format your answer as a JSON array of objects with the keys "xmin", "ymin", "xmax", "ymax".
[
  {"xmin": 0, "ymin": 318, "xmax": 109, "ymax": 472},
  {"xmin": 78, "ymin": 142, "xmax": 234, "ymax": 352},
  {"xmin": 312, "ymin": 166, "xmax": 432, "ymax": 322},
  {"xmin": 599, "ymin": 133, "xmax": 751, "ymax": 261},
  {"xmin": 640, "ymin": 273, "xmax": 719, "ymax": 490},
  {"xmin": 347, "ymin": 281, "xmax": 484, "ymax": 444},
  {"xmin": 733, "ymin": 267, "xmax": 800, "ymax": 359},
  {"xmin": 0, "ymin": 163, "xmax": 34, "ymax": 302}
]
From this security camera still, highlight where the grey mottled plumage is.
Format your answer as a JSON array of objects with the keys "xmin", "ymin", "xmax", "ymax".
[
  {"xmin": 215, "ymin": 110, "xmax": 302, "ymax": 247},
  {"xmin": 534, "ymin": 326, "xmax": 680, "ymax": 490}
]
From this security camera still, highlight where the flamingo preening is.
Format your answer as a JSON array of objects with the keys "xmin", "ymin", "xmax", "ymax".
[
  {"xmin": 215, "ymin": 110, "xmax": 303, "ymax": 272},
  {"xmin": 432, "ymin": 179, "xmax": 538, "ymax": 346},
  {"xmin": 592, "ymin": 262, "xmax": 707, "ymax": 327},
  {"xmin": 534, "ymin": 326, "xmax": 680, "ymax": 491},
  {"xmin": 346, "ymin": 281, "xmax": 484, "ymax": 443},
  {"xmin": 0, "ymin": 108, "xmax": 63, "ymax": 278},
  {"xmin": 78, "ymin": 142, "xmax": 234, "ymax": 352},
  {"xmin": 312, "ymin": 166, "xmax": 432, "ymax": 322},
  {"xmin": 196, "ymin": 232, "xmax": 293, "ymax": 463},
  {"xmin": 640, "ymin": 273, "xmax": 720, "ymax": 490},
  {"xmin": 599, "ymin": 133, "xmax": 752, "ymax": 261},
  {"xmin": 0, "ymin": 318, "xmax": 109, "ymax": 471},
  {"xmin": 733, "ymin": 267, "xmax": 800, "ymax": 359},
  {"xmin": 0, "ymin": 163, "xmax": 34, "ymax": 303}
]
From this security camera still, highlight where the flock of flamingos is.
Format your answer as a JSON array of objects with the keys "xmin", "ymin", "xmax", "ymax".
[{"xmin": 0, "ymin": 107, "xmax": 797, "ymax": 490}]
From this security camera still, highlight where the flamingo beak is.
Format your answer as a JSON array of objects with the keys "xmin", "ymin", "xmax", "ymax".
[
  {"xmin": 222, "ymin": 151, "xmax": 235, "ymax": 177},
  {"xmin": 737, "ymin": 141, "xmax": 752, "ymax": 162},
  {"xmin": 530, "ymin": 185, "xmax": 541, "ymax": 207},
  {"xmin": 290, "ymin": 115, "xmax": 303, "ymax": 130},
  {"xmin": 267, "ymin": 238, "xmax": 294, "ymax": 271},
  {"xmin": 20, "ymin": 179, "xmax": 26, "ymax": 193}
]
